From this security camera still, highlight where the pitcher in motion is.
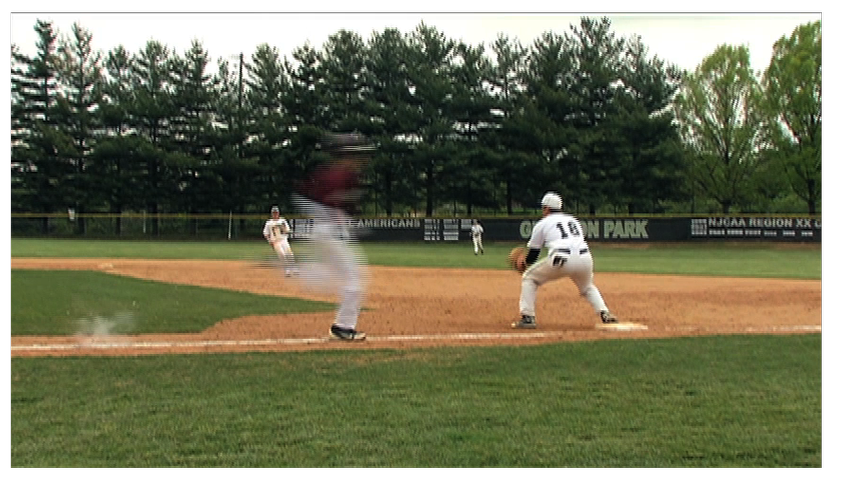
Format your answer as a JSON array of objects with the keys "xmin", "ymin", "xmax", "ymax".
[
  {"xmin": 293, "ymin": 132, "xmax": 373, "ymax": 341},
  {"xmin": 262, "ymin": 206, "xmax": 296, "ymax": 277},
  {"xmin": 512, "ymin": 191, "xmax": 619, "ymax": 329}
]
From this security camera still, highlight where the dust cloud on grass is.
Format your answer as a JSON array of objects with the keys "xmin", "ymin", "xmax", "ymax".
[{"xmin": 73, "ymin": 311, "xmax": 136, "ymax": 346}]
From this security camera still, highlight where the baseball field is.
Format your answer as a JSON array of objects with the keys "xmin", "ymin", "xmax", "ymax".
[{"xmin": 10, "ymin": 239, "xmax": 822, "ymax": 467}]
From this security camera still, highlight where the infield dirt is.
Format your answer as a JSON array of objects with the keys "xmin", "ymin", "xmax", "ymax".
[{"xmin": 11, "ymin": 258, "xmax": 821, "ymax": 357}]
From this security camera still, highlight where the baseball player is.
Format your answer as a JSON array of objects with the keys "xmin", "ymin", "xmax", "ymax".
[
  {"xmin": 262, "ymin": 206, "xmax": 296, "ymax": 277},
  {"xmin": 292, "ymin": 132, "xmax": 373, "ymax": 341},
  {"xmin": 471, "ymin": 219, "xmax": 484, "ymax": 255},
  {"xmin": 512, "ymin": 191, "xmax": 619, "ymax": 329}
]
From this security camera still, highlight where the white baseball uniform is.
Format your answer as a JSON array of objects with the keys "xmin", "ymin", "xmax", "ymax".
[
  {"xmin": 292, "ymin": 195, "xmax": 368, "ymax": 331},
  {"xmin": 519, "ymin": 211, "xmax": 610, "ymax": 319},
  {"xmin": 471, "ymin": 222, "xmax": 484, "ymax": 254},
  {"xmin": 263, "ymin": 216, "xmax": 296, "ymax": 276}
]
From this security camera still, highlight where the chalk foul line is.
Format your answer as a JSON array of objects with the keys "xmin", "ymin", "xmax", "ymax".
[{"xmin": 11, "ymin": 325, "xmax": 820, "ymax": 352}]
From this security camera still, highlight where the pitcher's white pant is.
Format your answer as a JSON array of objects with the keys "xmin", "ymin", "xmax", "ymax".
[
  {"xmin": 472, "ymin": 235, "xmax": 483, "ymax": 254},
  {"xmin": 293, "ymin": 196, "xmax": 368, "ymax": 330},
  {"xmin": 519, "ymin": 248, "xmax": 608, "ymax": 318}
]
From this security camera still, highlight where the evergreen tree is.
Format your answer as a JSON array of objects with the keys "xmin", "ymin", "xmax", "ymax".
[
  {"xmin": 169, "ymin": 40, "xmax": 220, "ymax": 229},
  {"xmin": 11, "ymin": 20, "xmax": 76, "ymax": 231},
  {"xmin": 209, "ymin": 55, "xmax": 264, "ymax": 229},
  {"xmin": 610, "ymin": 35, "xmax": 686, "ymax": 213},
  {"xmin": 243, "ymin": 44, "xmax": 291, "ymax": 209},
  {"xmin": 170, "ymin": 40, "xmax": 217, "ymax": 159},
  {"xmin": 565, "ymin": 17, "xmax": 626, "ymax": 214},
  {"xmin": 321, "ymin": 29, "xmax": 369, "ymax": 132},
  {"xmin": 362, "ymin": 28, "xmax": 419, "ymax": 215},
  {"xmin": 285, "ymin": 43, "xmax": 332, "ymax": 206},
  {"xmin": 93, "ymin": 45, "xmax": 144, "ymax": 234},
  {"xmin": 485, "ymin": 33, "xmax": 534, "ymax": 214},
  {"xmin": 406, "ymin": 23, "xmax": 461, "ymax": 215},
  {"xmin": 446, "ymin": 41, "xmax": 497, "ymax": 215},
  {"xmin": 55, "ymin": 22, "xmax": 104, "ymax": 232},
  {"xmin": 286, "ymin": 43, "xmax": 330, "ymax": 129},
  {"xmin": 129, "ymin": 40, "xmax": 179, "ymax": 234},
  {"xmin": 11, "ymin": 44, "xmax": 29, "ymax": 211},
  {"xmin": 517, "ymin": 31, "xmax": 576, "ymax": 210}
]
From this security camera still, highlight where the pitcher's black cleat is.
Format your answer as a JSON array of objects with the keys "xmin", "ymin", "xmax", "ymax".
[
  {"xmin": 329, "ymin": 324, "xmax": 367, "ymax": 341},
  {"xmin": 511, "ymin": 315, "xmax": 537, "ymax": 329}
]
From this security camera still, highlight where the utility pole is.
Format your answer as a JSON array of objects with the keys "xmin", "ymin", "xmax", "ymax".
[
  {"xmin": 237, "ymin": 53, "xmax": 247, "ymax": 234},
  {"xmin": 237, "ymin": 52, "xmax": 244, "ymax": 160}
]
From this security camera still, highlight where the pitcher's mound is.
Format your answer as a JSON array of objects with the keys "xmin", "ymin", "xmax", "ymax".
[{"xmin": 596, "ymin": 322, "xmax": 649, "ymax": 332}]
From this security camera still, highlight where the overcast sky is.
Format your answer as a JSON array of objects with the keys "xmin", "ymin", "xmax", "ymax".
[{"xmin": 10, "ymin": 9, "xmax": 821, "ymax": 75}]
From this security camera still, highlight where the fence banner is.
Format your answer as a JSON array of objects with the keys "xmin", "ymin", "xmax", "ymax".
[
  {"xmin": 416, "ymin": 217, "xmax": 691, "ymax": 243},
  {"xmin": 689, "ymin": 216, "xmax": 821, "ymax": 242},
  {"xmin": 290, "ymin": 217, "xmax": 425, "ymax": 242},
  {"xmin": 407, "ymin": 216, "xmax": 820, "ymax": 243}
]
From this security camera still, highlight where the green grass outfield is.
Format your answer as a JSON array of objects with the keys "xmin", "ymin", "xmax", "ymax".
[{"xmin": 11, "ymin": 239, "xmax": 822, "ymax": 467}]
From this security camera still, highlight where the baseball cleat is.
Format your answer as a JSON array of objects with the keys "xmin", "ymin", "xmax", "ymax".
[
  {"xmin": 511, "ymin": 315, "xmax": 537, "ymax": 329},
  {"xmin": 329, "ymin": 324, "xmax": 367, "ymax": 341},
  {"xmin": 600, "ymin": 311, "xmax": 619, "ymax": 324}
]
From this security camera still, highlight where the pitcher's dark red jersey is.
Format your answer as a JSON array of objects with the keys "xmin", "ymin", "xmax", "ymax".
[{"xmin": 299, "ymin": 162, "xmax": 362, "ymax": 214}]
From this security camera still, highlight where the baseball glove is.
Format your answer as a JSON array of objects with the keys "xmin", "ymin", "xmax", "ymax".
[{"xmin": 507, "ymin": 246, "xmax": 527, "ymax": 273}]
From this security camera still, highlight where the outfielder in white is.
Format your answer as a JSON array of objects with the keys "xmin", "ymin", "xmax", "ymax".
[
  {"xmin": 471, "ymin": 219, "xmax": 484, "ymax": 255},
  {"xmin": 512, "ymin": 192, "xmax": 619, "ymax": 329},
  {"xmin": 263, "ymin": 206, "xmax": 296, "ymax": 277}
]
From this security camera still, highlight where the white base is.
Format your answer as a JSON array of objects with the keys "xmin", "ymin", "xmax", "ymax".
[{"xmin": 596, "ymin": 322, "xmax": 649, "ymax": 332}]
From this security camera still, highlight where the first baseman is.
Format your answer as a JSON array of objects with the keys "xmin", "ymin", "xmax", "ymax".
[
  {"xmin": 262, "ymin": 206, "xmax": 296, "ymax": 277},
  {"xmin": 471, "ymin": 219, "xmax": 484, "ymax": 255},
  {"xmin": 512, "ymin": 192, "xmax": 619, "ymax": 329}
]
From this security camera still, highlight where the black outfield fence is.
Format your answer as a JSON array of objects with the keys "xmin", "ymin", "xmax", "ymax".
[
  {"xmin": 398, "ymin": 216, "xmax": 821, "ymax": 243},
  {"xmin": 11, "ymin": 213, "xmax": 821, "ymax": 243}
]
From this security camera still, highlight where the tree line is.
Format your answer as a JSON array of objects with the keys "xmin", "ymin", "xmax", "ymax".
[{"xmin": 11, "ymin": 16, "xmax": 821, "ymax": 235}]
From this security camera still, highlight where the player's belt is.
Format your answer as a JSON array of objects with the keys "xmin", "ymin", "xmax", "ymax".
[{"xmin": 556, "ymin": 248, "xmax": 589, "ymax": 255}]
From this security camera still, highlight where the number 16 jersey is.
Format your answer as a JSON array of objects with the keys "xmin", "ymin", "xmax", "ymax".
[{"xmin": 527, "ymin": 213, "xmax": 588, "ymax": 253}]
